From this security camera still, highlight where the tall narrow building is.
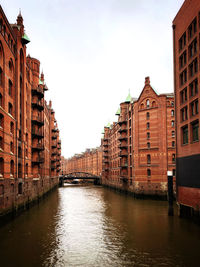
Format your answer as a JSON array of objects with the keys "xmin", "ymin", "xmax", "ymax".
[{"xmin": 173, "ymin": 0, "xmax": 200, "ymax": 216}]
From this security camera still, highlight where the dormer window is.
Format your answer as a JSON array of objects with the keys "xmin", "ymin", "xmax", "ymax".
[{"xmin": 146, "ymin": 99, "xmax": 150, "ymax": 108}]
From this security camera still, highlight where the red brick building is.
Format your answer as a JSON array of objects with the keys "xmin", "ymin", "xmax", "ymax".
[
  {"xmin": 0, "ymin": 6, "xmax": 61, "ymax": 216},
  {"xmin": 102, "ymin": 77, "xmax": 176, "ymax": 197},
  {"xmin": 173, "ymin": 0, "xmax": 200, "ymax": 216},
  {"xmin": 64, "ymin": 147, "xmax": 102, "ymax": 177}
]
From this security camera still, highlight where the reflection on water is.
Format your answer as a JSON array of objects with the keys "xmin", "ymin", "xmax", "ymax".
[{"xmin": 0, "ymin": 185, "xmax": 200, "ymax": 267}]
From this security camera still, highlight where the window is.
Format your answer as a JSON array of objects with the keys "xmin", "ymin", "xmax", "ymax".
[
  {"xmin": 190, "ymin": 99, "xmax": 198, "ymax": 116},
  {"xmin": 146, "ymin": 99, "xmax": 150, "ymax": 108},
  {"xmin": 188, "ymin": 38, "xmax": 197, "ymax": 59},
  {"xmin": 172, "ymin": 131, "xmax": 175, "ymax": 137},
  {"xmin": 181, "ymin": 106, "xmax": 188, "ymax": 121},
  {"xmin": 8, "ymin": 80, "xmax": 12, "ymax": 96},
  {"xmin": 172, "ymin": 141, "xmax": 175, "ymax": 147},
  {"xmin": 171, "ymin": 101, "xmax": 174, "ymax": 107},
  {"xmin": 189, "ymin": 58, "xmax": 198, "ymax": 78},
  {"xmin": 18, "ymin": 182, "xmax": 22, "ymax": 194},
  {"xmin": 179, "ymin": 32, "xmax": 186, "ymax": 51},
  {"xmin": 147, "ymin": 142, "xmax": 150, "ymax": 149},
  {"xmin": 10, "ymin": 141, "xmax": 14, "ymax": 153},
  {"xmin": 8, "ymin": 102, "xmax": 12, "ymax": 115},
  {"xmin": 180, "ymin": 69, "xmax": 187, "ymax": 86},
  {"xmin": 0, "ymin": 67, "xmax": 3, "ymax": 86},
  {"xmin": 10, "ymin": 160, "xmax": 14, "ymax": 176},
  {"xmin": 179, "ymin": 50, "xmax": 187, "ymax": 68},
  {"xmin": 172, "ymin": 120, "xmax": 175, "ymax": 127},
  {"xmin": 180, "ymin": 87, "xmax": 187, "ymax": 103},
  {"xmin": 0, "ymin": 113, "xmax": 3, "ymax": 128},
  {"xmin": 152, "ymin": 101, "xmax": 156, "ymax": 107},
  {"xmin": 173, "ymin": 169, "xmax": 176, "ymax": 177},
  {"xmin": 147, "ymin": 122, "xmax": 150, "ymax": 129},
  {"xmin": 0, "ymin": 157, "xmax": 4, "ymax": 176},
  {"xmin": 25, "ymin": 163, "xmax": 28, "ymax": 176},
  {"xmin": 188, "ymin": 18, "xmax": 197, "ymax": 40},
  {"xmin": 0, "ymin": 93, "xmax": 2, "ymax": 106},
  {"xmin": 147, "ymin": 132, "xmax": 150, "ymax": 139},
  {"xmin": 191, "ymin": 120, "xmax": 199, "ymax": 142},
  {"xmin": 172, "ymin": 154, "xmax": 176, "ymax": 163},
  {"xmin": 147, "ymin": 154, "xmax": 151, "ymax": 164},
  {"xmin": 182, "ymin": 125, "xmax": 188, "ymax": 145},
  {"xmin": 0, "ymin": 136, "xmax": 3, "ymax": 150},
  {"xmin": 146, "ymin": 112, "xmax": 150, "ymax": 119},
  {"xmin": 171, "ymin": 110, "xmax": 174, "ymax": 117},
  {"xmin": 147, "ymin": 169, "xmax": 151, "ymax": 177},
  {"xmin": 10, "ymin": 121, "xmax": 14, "ymax": 134}
]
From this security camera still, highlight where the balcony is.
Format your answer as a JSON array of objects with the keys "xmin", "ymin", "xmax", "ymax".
[
  {"xmin": 119, "ymin": 126, "xmax": 127, "ymax": 133},
  {"xmin": 32, "ymin": 143, "xmax": 44, "ymax": 151},
  {"xmin": 32, "ymin": 87, "xmax": 44, "ymax": 97},
  {"xmin": 51, "ymin": 157, "xmax": 56, "ymax": 162},
  {"xmin": 52, "ymin": 128, "xmax": 58, "ymax": 133},
  {"xmin": 118, "ymin": 143, "xmax": 128, "ymax": 149},
  {"xmin": 31, "ymin": 115, "xmax": 44, "ymax": 126},
  {"xmin": 52, "ymin": 133, "xmax": 57, "ymax": 140},
  {"xmin": 118, "ymin": 115, "xmax": 127, "ymax": 125},
  {"xmin": 32, "ymin": 157, "xmax": 44, "ymax": 165},
  {"xmin": 118, "ymin": 136, "xmax": 128, "ymax": 141},
  {"xmin": 32, "ymin": 128, "xmax": 44, "ymax": 138},
  {"xmin": 119, "ymin": 151, "xmax": 128, "ymax": 157},
  {"xmin": 32, "ymin": 99, "xmax": 44, "ymax": 111},
  {"xmin": 51, "ymin": 142, "xmax": 57, "ymax": 148},
  {"xmin": 120, "ymin": 162, "xmax": 128, "ymax": 168}
]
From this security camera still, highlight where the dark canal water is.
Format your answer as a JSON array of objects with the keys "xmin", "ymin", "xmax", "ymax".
[{"xmin": 0, "ymin": 185, "xmax": 200, "ymax": 267}]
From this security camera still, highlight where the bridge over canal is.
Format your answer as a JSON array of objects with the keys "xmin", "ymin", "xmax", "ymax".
[{"xmin": 59, "ymin": 172, "xmax": 101, "ymax": 186}]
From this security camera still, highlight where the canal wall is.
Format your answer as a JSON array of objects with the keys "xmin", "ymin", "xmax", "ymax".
[
  {"xmin": 102, "ymin": 179, "xmax": 176, "ymax": 200},
  {"xmin": 0, "ymin": 177, "xmax": 59, "ymax": 220}
]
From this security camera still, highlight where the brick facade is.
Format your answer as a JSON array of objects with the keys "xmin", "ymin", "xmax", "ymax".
[
  {"xmin": 173, "ymin": 0, "xmax": 200, "ymax": 214},
  {"xmin": 64, "ymin": 147, "xmax": 102, "ymax": 177},
  {"xmin": 102, "ymin": 77, "xmax": 176, "ymax": 197},
  {"xmin": 0, "ymin": 6, "xmax": 61, "ymax": 217}
]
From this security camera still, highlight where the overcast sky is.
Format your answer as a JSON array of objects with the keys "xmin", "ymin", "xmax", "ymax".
[{"xmin": 1, "ymin": 0, "xmax": 184, "ymax": 158}]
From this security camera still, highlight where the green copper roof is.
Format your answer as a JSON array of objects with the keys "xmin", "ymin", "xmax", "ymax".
[
  {"xmin": 105, "ymin": 122, "xmax": 111, "ymax": 128},
  {"xmin": 125, "ymin": 90, "xmax": 131, "ymax": 103},
  {"xmin": 21, "ymin": 33, "xmax": 30, "ymax": 44},
  {"xmin": 115, "ymin": 107, "xmax": 120, "ymax": 116},
  {"xmin": 39, "ymin": 78, "xmax": 44, "ymax": 85}
]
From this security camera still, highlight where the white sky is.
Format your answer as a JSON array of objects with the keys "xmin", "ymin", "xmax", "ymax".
[{"xmin": 1, "ymin": 0, "xmax": 184, "ymax": 158}]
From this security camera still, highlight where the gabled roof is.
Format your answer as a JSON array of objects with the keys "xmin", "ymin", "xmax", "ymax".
[{"xmin": 136, "ymin": 76, "xmax": 158, "ymax": 102}]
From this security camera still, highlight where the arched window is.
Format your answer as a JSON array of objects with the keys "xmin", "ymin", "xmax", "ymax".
[
  {"xmin": 147, "ymin": 169, "xmax": 151, "ymax": 177},
  {"xmin": 147, "ymin": 132, "xmax": 150, "ymax": 139},
  {"xmin": 8, "ymin": 102, "xmax": 13, "ymax": 115},
  {"xmin": 25, "ymin": 163, "xmax": 28, "ymax": 176},
  {"xmin": 0, "ymin": 184, "xmax": 4, "ymax": 196},
  {"xmin": 171, "ymin": 101, "xmax": 174, "ymax": 107},
  {"xmin": 152, "ymin": 101, "xmax": 156, "ymax": 107},
  {"xmin": 9, "ymin": 59, "xmax": 13, "ymax": 72},
  {"xmin": 0, "ymin": 19, "xmax": 2, "ymax": 32},
  {"xmin": 18, "ymin": 182, "xmax": 22, "ymax": 194},
  {"xmin": 172, "ymin": 131, "xmax": 175, "ymax": 137},
  {"xmin": 0, "ymin": 67, "xmax": 3, "ymax": 86},
  {"xmin": 146, "ymin": 112, "xmax": 150, "ymax": 119},
  {"xmin": 172, "ymin": 154, "xmax": 176, "ymax": 163},
  {"xmin": 171, "ymin": 110, "xmax": 174, "ymax": 117},
  {"xmin": 0, "ymin": 157, "xmax": 4, "ymax": 176},
  {"xmin": 147, "ymin": 142, "xmax": 150, "ymax": 149},
  {"xmin": 0, "ymin": 136, "xmax": 3, "ymax": 150},
  {"xmin": 172, "ymin": 120, "xmax": 175, "ymax": 127},
  {"xmin": 10, "ymin": 141, "xmax": 14, "ymax": 153},
  {"xmin": 0, "ymin": 113, "xmax": 3, "ymax": 128},
  {"xmin": 18, "ymin": 163, "xmax": 22, "ymax": 178},
  {"xmin": 147, "ymin": 154, "xmax": 151, "ymax": 164},
  {"xmin": 172, "ymin": 141, "xmax": 175, "ymax": 147},
  {"xmin": 8, "ymin": 79, "xmax": 12, "ymax": 96},
  {"xmin": 10, "ymin": 121, "xmax": 14, "ymax": 134},
  {"xmin": 147, "ymin": 122, "xmax": 150, "ymax": 129},
  {"xmin": 0, "ymin": 93, "xmax": 2, "ymax": 106},
  {"xmin": 140, "ymin": 103, "xmax": 144, "ymax": 109},
  {"xmin": 146, "ymin": 99, "xmax": 150, "ymax": 108},
  {"xmin": 10, "ymin": 160, "xmax": 14, "ymax": 176}
]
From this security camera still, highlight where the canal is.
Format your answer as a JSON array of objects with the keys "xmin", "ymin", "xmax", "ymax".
[{"xmin": 0, "ymin": 185, "xmax": 199, "ymax": 267}]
